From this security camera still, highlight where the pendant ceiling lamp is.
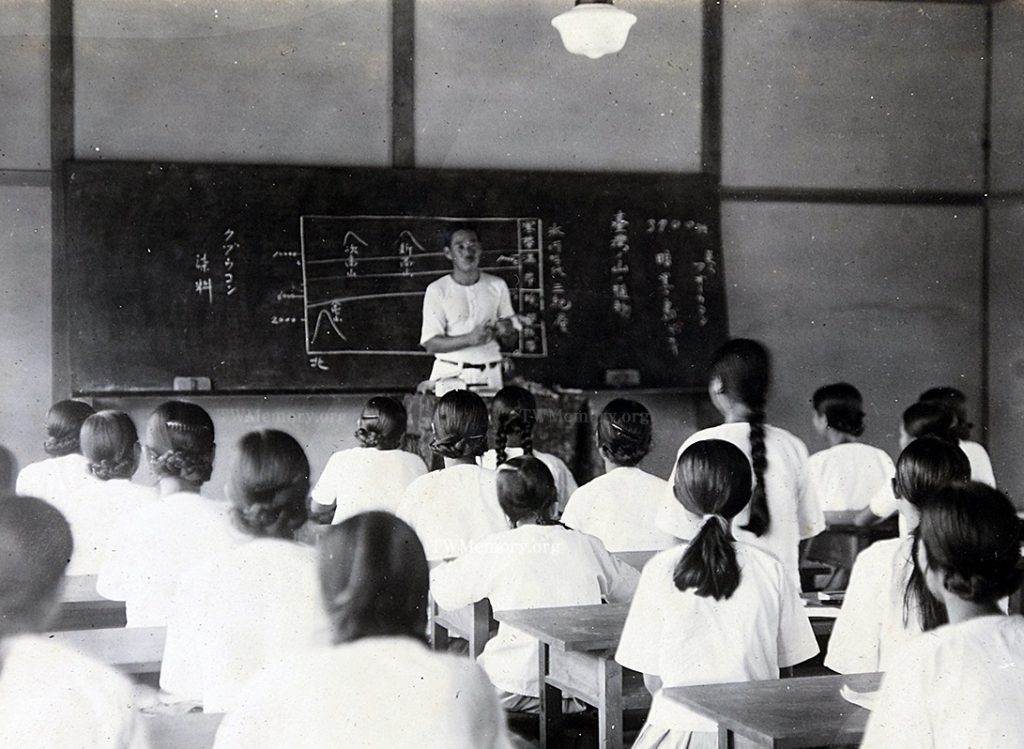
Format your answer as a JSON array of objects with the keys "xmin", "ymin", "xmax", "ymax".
[{"xmin": 552, "ymin": 0, "xmax": 637, "ymax": 60}]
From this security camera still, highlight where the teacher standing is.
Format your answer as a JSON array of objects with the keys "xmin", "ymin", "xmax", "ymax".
[{"xmin": 420, "ymin": 223, "xmax": 519, "ymax": 389}]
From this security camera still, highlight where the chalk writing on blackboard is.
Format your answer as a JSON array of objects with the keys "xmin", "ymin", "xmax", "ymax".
[
  {"xmin": 610, "ymin": 211, "xmax": 633, "ymax": 320},
  {"xmin": 300, "ymin": 216, "xmax": 548, "ymax": 358}
]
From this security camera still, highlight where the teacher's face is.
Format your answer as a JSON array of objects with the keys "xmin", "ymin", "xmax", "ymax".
[{"xmin": 444, "ymin": 229, "xmax": 482, "ymax": 273}]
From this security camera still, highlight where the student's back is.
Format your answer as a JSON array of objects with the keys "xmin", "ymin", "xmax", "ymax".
[
  {"xmin": 0, "ymin": 634, "xmax": 147, "ymax": 749},
  {"xmin": 213, "ymin": 512, "xmax": 512, "ymax": 749},
  {"xmin": 430, "ymin": 457, "xmax": 639, "ymax": 702},
  {"xmin": 562, "ymin": 399, "xmax": 675, "ymax": 552},
  {"xmin": 65, "ymin": 411, "xmax": 158, "ymax": 576},
  {"xmin": 65, "ymin": 475, "xmax": 157, "ymax": 576},
  {"xmin": 161, "ymin": 430, "xmax": 329, "ymax": 712},
  {"xmin": 862, "ymin": 483, "xmax": 1024, "ymax": 748},
  {"xmin": 0, "ymin": 495, "xmax": 148, "ymax": 749},
  {"xmin": 310, "ymin": 396, "xmax": 427, "ymax": 524},
  {"xmin": 14, "ymin": 399, "xmax": 95, "ymax": 512},
  {"xmin": 620, "ymin": 440, "xmax": 817, "ymax": 748},
  {"xmin": 661, "ymin": 421, "xmax": 819, "ymax": 587},
  {"xmin": 806, "ymin": 442, "xmax": 893, "ymax": 512},
  {"xmin": 161, "ymin": 539, "xmax": 328, "ymax": 712},
  {"xmin": 617, "ymin": 543, "xmax": 814, "ymax": 730},
  {"xmin": 97, "ymin": 401, "xmax": 241, "ymax": 626},
  {"xmin": 396, "ymin": 390, "xmax": 508, "ymax": 561}
]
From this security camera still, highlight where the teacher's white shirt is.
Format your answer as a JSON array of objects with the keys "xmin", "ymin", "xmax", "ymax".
[{"xmin": 420, "ymin": 273, "xmax": 514, "ymax": 369}]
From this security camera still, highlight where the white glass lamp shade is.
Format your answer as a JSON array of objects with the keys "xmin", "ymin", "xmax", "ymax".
[{"xmin": 552, "ymin": 1, "xmax": 637, "ymax": 59}]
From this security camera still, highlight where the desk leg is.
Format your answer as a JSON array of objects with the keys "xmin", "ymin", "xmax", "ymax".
[
  {"xmin": 718, "ymin": 727, "xmax": 766, "ymax": 749},
  {"xmin": 597, "ymin": 657, "xmax": 623, "ymax": 749},
  {"xmin": 429, "ymin": 600, "xmax": 449, "ymax": 651},
  {"xmin": 469, "ymin": 599, "xmax": 491, "ymax": 659},
  {"xmin": 538, "ymin": 643, "xmax": 562, "ymax": 748}
]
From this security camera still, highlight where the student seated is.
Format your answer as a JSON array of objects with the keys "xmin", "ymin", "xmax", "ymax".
[
  {"xmin": 160, "ymin": 430, "xmax": 330, "ymax": 713},
  {"xmin": 805, "ymin": 383, "xmax": 894, "ymax": 513},
  {"xmin": 0, "ymin": 495, "xmax": 148, "ymax": 748},
  {"xmin": 430, "ymin": 456, "xmax": 639, "ymax": 713},
  {"xmin": 98, "ymin": 401, "xmax": 244, "ymax": 627},
  {"xmin": 67, "ymin": 410, "xmax": 157, "ymax": 576},
  {"xmin": 617, "ymin": 441, "xmax": 817, "ymax": 749},
  {"xmin": 857, "ymin": 401, "xmax": 961, "ymax": 533},
  {"xmin": 15, "ymin": 399, "xmax": 95, "ymax": 511},
  {"xmin": 397, "ymin": 390, "xmax": 508, "ymax": 562},
  {"xmin": 212, "ymin": 512, "xmax": 513, "ymax": 749},
  {"xmin": 310, "ymin": 396, "xmax": 427, "ymax": 525},
  {"xmin": 659, "ymin": 339, "xmax": 823, "ymax": 590},
  {"xmin": 561, "ymin": 398, "xmax": 675, "ymax": 552},
  {"xmin": 862, "ymin": 482, "xmax": 1024, "ymax": 748},
  {"xmin": 826, "ymin": 437, "xmax": 971, "ymax": 674},
  {"xmin": 478, "ymin": 385, "xmax": 577, "ymax": 515},
  {"xmin": 918, "ymin": 386, "xmax": 996, "ymax": 486}
]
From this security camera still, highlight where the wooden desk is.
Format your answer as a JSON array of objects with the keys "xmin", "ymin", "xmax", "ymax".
[
  {"xmin": 662, "ymin": 672, "xmax": 882, "ymax": 748},
  {"xmin": 52, "ymin": 626, "xmax": 166, "ymax": 676},
  {"xmin": 146, "ymin": 712, "xmax": 223, "ymax": 749},
  {"xmin": 495, "ymin": 603, "xmax": 646, "ymax": 749},
  {"xmin": 54, "ymin": 575, "xmax": 127, "ymax": 631},
  {"xmin": 613, "ymin": 549, "xmax": 659, "ymax": 572}
]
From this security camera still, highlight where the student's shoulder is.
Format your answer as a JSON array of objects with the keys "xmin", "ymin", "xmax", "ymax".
[{"xmin": 11, "ymin": 634, "xmax": 133, "ymax": 698}]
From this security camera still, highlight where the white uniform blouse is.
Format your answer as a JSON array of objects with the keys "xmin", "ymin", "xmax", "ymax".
[
  {"xmin": 396, "ymin": 464, "xmax": 509, "ymax": 562},
  {"xmin": 805, "ymin": 442, "xmax": 894, "ymax": 512},
  {"xmin": 659, "ymin": 423, "xmax": 824, "ymax": 589},
  {"xmin": 430, "ymin": 523, "xmax": 640, "ymax": 697},
  {"xmin": 63, "ymin": 476, "xmax": 158, "ymax": 576},
  {"xmin": 97, "ymin": 491, "xmax": 245, "ymax": 627},
  {"xmin": 0, "ymin": 634, "xmax": 148, "ymax": 749},
  {"xmin": 824, "ymin": 535, "xmax": 920, "ymax": 674},
  {"xmin": 862, "ymin": 615, "xmax": 1024, "ymax": 749},
  {"xmin": 213, "ymin": 636, "xmax": 514, "ymax": 749},
  {"xmin": 310, "ymin": 446, "xmax": 428, "ymax": 524},
  {"xmin": 615, "ymin": 542, "xmax": 818, "ymax": 734},
  {"xmin": 15, "ymin": 453, "xmax": 91, "ymax": 512},
  {"xmin": 160, "ymin": 538, "xmax": 331, "ymax": 713},
  {"xmin": 561, "ymin": 466, "xmax": 676, "ymax": 552}
]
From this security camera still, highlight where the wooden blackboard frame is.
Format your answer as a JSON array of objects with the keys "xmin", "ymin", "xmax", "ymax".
[{"xmin": 63, "ymin": 161, "xmax": 728, "ymax": 394}]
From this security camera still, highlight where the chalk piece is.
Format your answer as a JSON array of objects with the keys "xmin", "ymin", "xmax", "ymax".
[
  {"xmin": 172, "ymin": 377, "xmax": 212, "ymax": 392},
  {"xmin": 604, "ymin": 369, "xmax": 641, "ymax": 387}
]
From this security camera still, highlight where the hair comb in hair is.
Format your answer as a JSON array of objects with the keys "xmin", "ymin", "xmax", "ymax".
[{"xmin": 166, "ymin": 420, "xmax": 211, "ymax": 433}]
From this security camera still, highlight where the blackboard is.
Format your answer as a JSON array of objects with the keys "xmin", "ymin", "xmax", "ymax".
[{"xmin": 64, "ymin": 162, "xmax": 726, "ymax": 393}]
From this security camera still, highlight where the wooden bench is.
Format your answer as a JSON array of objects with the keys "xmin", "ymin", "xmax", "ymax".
[
  {"xmin": 51, "ymin": 626, "xmax": 166, "ymax": 676},
  {"xmin": 662, "ymin": 671, "xmax": 882, "ymax": 748}
]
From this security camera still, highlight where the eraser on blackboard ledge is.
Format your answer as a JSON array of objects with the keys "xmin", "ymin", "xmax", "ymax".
[
  {"xmin": 604, "ymin": 369, "xmax": 641, "ymax": 388},
  {"xmin": 173, "ymin": 376, "xmax": 213, "ymax": 392}
]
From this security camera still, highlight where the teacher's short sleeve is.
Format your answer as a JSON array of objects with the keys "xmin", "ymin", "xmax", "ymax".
[
  {"xmin": 420, "ymin": 280, "xmax": 447, "ymax": 345},
  {"xmin": 496, "ymin": 278, "xmax": 514, "ymax": 318}
]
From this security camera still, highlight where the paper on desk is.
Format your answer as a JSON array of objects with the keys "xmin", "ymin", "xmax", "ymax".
[{"xmin": 840, "ymin": 683, "xmax": 880, "ymax": 711}]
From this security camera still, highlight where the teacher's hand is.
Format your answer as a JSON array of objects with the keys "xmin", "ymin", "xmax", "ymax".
[{"xmin": 467, "ymin": 322, "xmax": 495, "ymax": 346}]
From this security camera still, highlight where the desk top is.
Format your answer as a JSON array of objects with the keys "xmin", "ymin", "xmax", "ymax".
[
  {"xmin": 662, "ymin": 672, "xmax": 882, "ymax": 749},
  {"xmin": 494, "ymin": 603, "xmax": 630, "ymax": 653},
  {"xmin": 495, "ymin": 599, "xmax": 837, "ymax": 654},
  {"xmin": 62, "ymin": 575, "xmax": 120, "ymax": 606},
  {"xmin": 613, "ymin": 549, "xmax": 659, "ymax": 572},
  {"xmin": 52, "ymin": 626, "xmax": 166, "ymax": 674}
]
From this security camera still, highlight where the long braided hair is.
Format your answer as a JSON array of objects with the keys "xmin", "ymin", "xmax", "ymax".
[
  {"xmin": 491, "ymin": 386, "xmax": 537, "ymax": 465},
  {"xmin": 709, "ymin": 339, "xmax": 771, "ymax": 536}
]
